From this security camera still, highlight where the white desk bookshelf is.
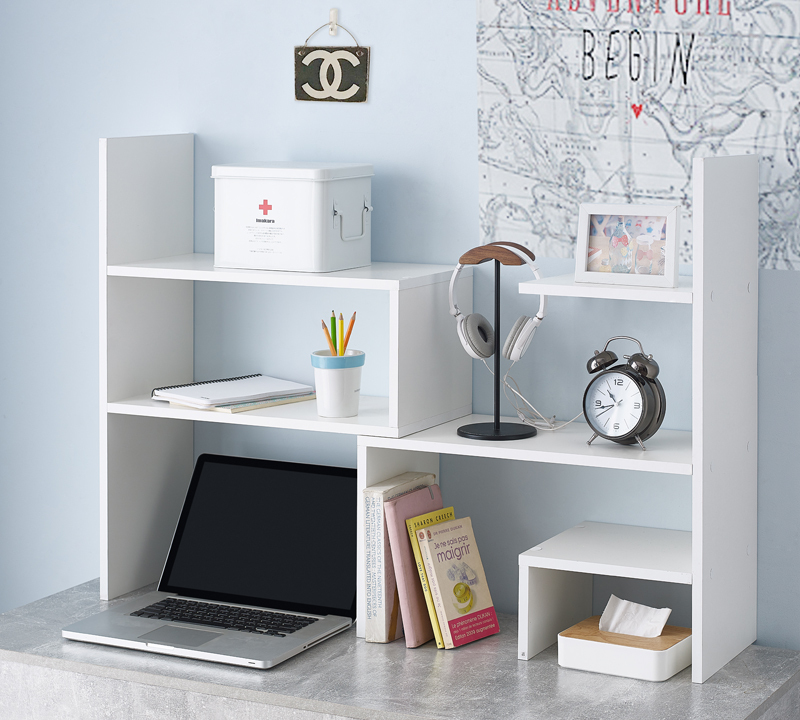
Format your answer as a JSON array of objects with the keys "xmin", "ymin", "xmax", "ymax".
[
  {"xmin": 99, "ymin": 134, "xmax": 472, "ymax": 602},
  {"xmin": 99, "ymin": 134, "xmax": 758, "ymax": 685},
  {"xmin": 358, "ymin": 153, "xmax": 759, "ymax": 685}
]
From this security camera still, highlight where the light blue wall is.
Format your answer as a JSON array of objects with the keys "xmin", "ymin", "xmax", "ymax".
[{"xmin": 1, "ymin": 0, "xmax": 799, "ymax": 653}]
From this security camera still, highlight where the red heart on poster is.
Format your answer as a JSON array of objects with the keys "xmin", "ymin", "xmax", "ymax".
[{"xmin": 632, "ymin": 104, "xmax": 643, "ymax": 118}]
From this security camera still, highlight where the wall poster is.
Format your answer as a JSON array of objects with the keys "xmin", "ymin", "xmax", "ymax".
[{"xmin": 478, "ymin": 0, "xmax": 800, "ymax": 269}]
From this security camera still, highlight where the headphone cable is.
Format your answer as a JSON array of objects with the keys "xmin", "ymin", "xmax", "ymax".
[{"xmin": 481, "ymin": 359, "xmax": 584, "ymax": 431}]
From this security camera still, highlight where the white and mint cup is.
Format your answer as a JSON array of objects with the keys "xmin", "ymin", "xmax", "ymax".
[{"xmin": 311, "ymin": 350, "xmax": 365, "ymax": 418}]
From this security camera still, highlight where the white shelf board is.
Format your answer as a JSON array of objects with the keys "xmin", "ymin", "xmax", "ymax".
[
  {"xmin": 520, "ymin": 521, "xmax": 692, "ymax": 584},
  {"xmin": 108, "ymin": 254, "xmax": 461, "ymax": 291},
  {"xmin": 108, "ymin": 395, "xmax": 399, "ymax": 437},
  {"xmin": 359, "ymin": 415, "xmax": 692, "ymax": 475},
  {"xmin": 519, "ymin": 273, "xmax": 693, "ymax": 304}
]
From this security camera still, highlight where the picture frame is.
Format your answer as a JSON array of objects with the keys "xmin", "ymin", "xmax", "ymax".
[{"xmin": 574, "ymin": 204, "xmax": 679, "ymax": 288}]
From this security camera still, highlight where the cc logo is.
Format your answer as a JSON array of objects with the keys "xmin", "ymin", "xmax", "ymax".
[
  {"xmin": 302, "ymin": 49, "xmax": 361, "ymax": 100},
  {"xmin": 294, "ymin": 46, "xmax": 370, "ymax": 103}
]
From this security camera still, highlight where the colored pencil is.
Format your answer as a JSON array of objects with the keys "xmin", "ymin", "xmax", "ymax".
[
  {"xmin": 342, "ymin": 311, "xmax": 356, "ymax": 353},
  {"xmin": 321, "ymin": 320, "xmax": 337, "ymax": 356},
  {"xmin": 330, "ymin": 310, "xmax": 337, "ymax": 353},
  {"xmin": 338, "ymin": 313, "xmax": 344, "ymax": 355}
]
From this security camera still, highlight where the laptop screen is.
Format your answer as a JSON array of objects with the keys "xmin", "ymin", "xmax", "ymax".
[{"xmin": 158, "ymin": 454, "xmax": 357, "ymax": 619}]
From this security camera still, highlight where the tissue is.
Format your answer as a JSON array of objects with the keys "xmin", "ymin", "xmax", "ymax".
[{"xmin": 598, "ymin": 595, "xmax": 672, "ymax": 638}]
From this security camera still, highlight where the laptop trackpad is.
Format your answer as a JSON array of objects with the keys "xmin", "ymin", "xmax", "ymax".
[{"xmin": 139, "ymin": 626, "xmax": 222, "ymax": 647}]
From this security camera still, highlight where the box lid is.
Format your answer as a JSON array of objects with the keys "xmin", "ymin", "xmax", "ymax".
[
  {"xmin": 559, "ymin": 616, "xmax": 691, "ymax": 652},
  {"xmin": 211, "ymin": 161, "xmax": 373, "ymax": 181}
]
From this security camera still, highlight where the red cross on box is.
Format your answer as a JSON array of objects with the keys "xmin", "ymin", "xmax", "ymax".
[{"xmin": 259, "ymin": 200, "xmax": 273, "ymax": 215}]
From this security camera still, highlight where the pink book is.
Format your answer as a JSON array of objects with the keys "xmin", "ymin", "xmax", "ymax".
[{"xmin": 383, "ymin": 484, "xmax": 443, "ymax": 648}]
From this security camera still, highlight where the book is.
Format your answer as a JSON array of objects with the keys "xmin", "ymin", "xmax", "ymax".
[
  {"xmin": 406, "ymin": 506, "xmax": 455, "ymax": 649},
  {"xmin": 416, "ymin": 516, "xmax": 499, "ymax": 649},
  {"xmin": 363, "ymin": 472, "xmax": 437, "ymax": 644},
  {"xmin": 152, "ymin": 373, "xmax": 313, "ymax": 409},
  {"xmin": 168, "ymin": 392, "xmax": 316, "ymax": 413},
  {"xmin": 383, "ymin": 484, "xmax": 443, "ymax": 648}
]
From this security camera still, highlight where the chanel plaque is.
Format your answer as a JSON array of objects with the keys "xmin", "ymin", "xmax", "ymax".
[{"xmin": 295, "ymin": 46, "xmax": 370, "ymax": 103}]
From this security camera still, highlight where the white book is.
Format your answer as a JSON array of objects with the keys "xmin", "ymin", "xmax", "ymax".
[
  {"xmin": 152, "ymin": 373, "xmax": 313, "ymax": 409},
  {"xmin": 363, "ymin": 471, "xmax": 436, "ymax": 643}
]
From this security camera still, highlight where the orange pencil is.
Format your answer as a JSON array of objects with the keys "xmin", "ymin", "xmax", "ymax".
[
  {"xmin": 342, "ymin": 311, "xmax": 356, "ymax": 353},
  {"xmin": 321, "ymin": 320, "xmax": 337, "ymax": 356}
]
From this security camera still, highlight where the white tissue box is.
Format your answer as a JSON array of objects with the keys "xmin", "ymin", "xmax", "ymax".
[
  {"xmin": 558, "ymin": 616, "xmax": 692, "ymax": 682},
  {"xmin": 212, "ymin": 162, "xmax": 373, "ymax": 273}
]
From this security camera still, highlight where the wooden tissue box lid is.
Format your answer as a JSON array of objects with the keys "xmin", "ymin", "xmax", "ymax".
[{"xmin": 559, "ymin": 616, "xmax": 691, "ymax": 652}]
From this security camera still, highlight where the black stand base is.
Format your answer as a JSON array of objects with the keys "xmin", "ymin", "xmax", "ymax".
[{"xmin": 457, "ymin": 422, "xmax": 537, "ymax": 441}]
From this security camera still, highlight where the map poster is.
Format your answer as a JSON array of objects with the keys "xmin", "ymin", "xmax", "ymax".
[{"xmin": 478, "ymin": 0, "xmax": 800, "ymax": 269}]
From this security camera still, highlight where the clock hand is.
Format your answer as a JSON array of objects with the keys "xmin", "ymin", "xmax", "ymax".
[{"xmin": 595, "ymin": 405, "xmax": 615, "ymax": 417}]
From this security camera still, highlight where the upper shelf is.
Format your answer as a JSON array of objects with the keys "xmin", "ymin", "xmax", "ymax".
[
  {"xmin": 519, "ymin": 273, "xmax": 693, "ymax": 304},
  {"xmin": 107, "ymin": 254, "xmax": 462, "ymax": 291},
  {"xmin": 359, "ymin": 415, "xmax": 692, "ymax": 475},
  {"xmin": 109, "ymin": 394, "xmax": 401, "ymax": 438}
]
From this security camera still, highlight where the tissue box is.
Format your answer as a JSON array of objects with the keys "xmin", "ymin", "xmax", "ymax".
[
  {"xmin": 558, "ymin": 616, "xmax": 691, "ymax": 682},
  {"xmin": 212, "ymin": 162, "xmax": 373, "ymax": 273}
]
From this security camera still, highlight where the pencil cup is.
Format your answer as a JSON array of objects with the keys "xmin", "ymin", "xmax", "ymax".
[{"xmin": 310, "ymin": 350, "xmax": 365, "ymax": 418}]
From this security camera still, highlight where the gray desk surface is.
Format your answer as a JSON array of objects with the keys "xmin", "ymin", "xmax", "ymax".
[{"xmin": 1, "ymin": 580, "xmax": 799, "ymax": 720}]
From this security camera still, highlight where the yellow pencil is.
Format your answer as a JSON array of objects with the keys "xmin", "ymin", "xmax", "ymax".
[
  {"xmin": 342, "ymin": 311, "xmax": 356, "ymax": 353},
  {"xmin": 321, "ymin": 320, "xmax": 337, "ymax": 356},
  {"xmin": 338, "ymin": 313, "xmax": 344, "ymax": 355}
]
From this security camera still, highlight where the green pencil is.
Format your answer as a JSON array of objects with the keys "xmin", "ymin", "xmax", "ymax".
[{"xmin": 330, "ymin": 310, "xmax": 337, "ymax": 355}]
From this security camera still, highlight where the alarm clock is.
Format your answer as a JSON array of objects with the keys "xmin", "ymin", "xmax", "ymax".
[{"xmin": 582, "ymin": 336, "xmax": 666, "ymax": 450}]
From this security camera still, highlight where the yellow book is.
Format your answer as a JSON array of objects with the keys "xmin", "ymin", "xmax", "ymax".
[
  {"xmin": 417, "ymin": 517, "xmax": 499, "ymax": 649},
  {"xmin": 406, "ymin": 506, "xmax": 455, "ymax": 649}
]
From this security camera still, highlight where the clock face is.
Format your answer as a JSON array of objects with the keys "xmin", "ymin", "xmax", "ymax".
[{"xmin": 584, "ymin": 371, "xmax": 646, "ymax": 438}]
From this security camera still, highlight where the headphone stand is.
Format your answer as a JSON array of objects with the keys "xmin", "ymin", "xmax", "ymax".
[{"xmin": 457, "ymin": 251, "xmax": 537, "ymax": 441}]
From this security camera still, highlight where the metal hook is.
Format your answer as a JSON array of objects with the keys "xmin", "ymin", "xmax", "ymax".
[{"xmin": 303, "ymin": 15, "xmax": 361, "ymax": 47}]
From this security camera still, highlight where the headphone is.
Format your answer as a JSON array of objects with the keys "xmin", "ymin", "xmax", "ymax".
[{"xmin": 448, "ymin": 242, "xmax": 548, "ymax": 362}]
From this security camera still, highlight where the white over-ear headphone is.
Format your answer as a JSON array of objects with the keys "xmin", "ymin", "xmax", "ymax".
[{"xmin": 448, "ymin": 242, "xmax": 548, "ymax": 362}]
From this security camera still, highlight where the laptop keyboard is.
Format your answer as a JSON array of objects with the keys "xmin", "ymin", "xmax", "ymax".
[{"xmin": 130, "ymin": 598, "xmax": 319, "ymax": 637}]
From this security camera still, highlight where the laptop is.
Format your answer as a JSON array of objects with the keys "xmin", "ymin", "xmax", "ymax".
[{"xmin": 62, "ymin": 454, "xmax": 356, "ymax": 669}]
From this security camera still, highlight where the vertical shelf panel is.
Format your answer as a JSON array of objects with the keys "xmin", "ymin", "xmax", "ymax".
[
  {"xmin": 103, "ymin": 134, "xmax": 194, "ymax": 266},
  {"xmin": 692, "ymin": 155, "xmax": 759, "ymax": 682},
  {"xmin": 396, "ymin": 275, "xmax": 473, "ymax": 435},
  {"xmin": 107, "ymin": 277, "xmax": 194, "ymax": 402},
  {"xmin": 101, "ymin": 134, "xmax": 195, "ymax": 598},
  {"xmin": 356, "ymin": 445, "xmax": 440, "ymax": 638},
  {"xmin": 103, "ymin": 415, "xmax": 193, "ymax": 599}
]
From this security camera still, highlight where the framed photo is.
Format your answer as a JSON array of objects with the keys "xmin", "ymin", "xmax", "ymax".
[{"xmin": 574, "ymin": 204, "xmax": 679, "ymax": 288}]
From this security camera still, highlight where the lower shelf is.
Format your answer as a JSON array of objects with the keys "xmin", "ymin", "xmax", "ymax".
[
  {"xmin": 360, "ymin": 415, "xmax": 693, "ymax": 475},
  {"xmin": 519, "ymin": 521, "xmax": 692, "ymax": 584},
  {"xmin": 518, "ymin": 522, "xmax": 691, "ymax": 666}
]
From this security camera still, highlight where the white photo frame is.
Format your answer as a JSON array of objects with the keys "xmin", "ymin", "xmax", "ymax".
[{"xmin": 574, "ymin": 204, "xmax": 679, "ymax": 288}]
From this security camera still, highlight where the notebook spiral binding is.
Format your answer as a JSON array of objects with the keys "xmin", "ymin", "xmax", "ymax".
[{"xmin": 151, "ymin": 374, "xmax": 263, "ymax": 398}]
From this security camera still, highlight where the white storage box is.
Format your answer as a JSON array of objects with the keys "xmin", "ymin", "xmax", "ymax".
[
  {"xmin": 212, "ymin": 162, "xmax": 373, "ymax": 273},
  {"xmin": 558, "ymin": 616, "xmax": 692, "ymax": 682}
]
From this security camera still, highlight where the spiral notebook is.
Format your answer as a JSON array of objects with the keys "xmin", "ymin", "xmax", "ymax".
[{"xmin": 152, "ymin": 374, "xmax": 313, "ymax": 409}]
